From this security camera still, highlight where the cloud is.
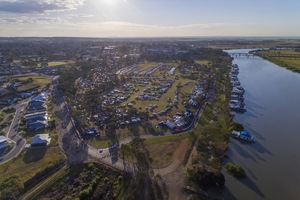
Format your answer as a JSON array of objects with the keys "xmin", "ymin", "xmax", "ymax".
[
  {"xmin": 0, "ymin": 18, "xmax": 258, "ymax": 37},
  {"xmin": 0, "ymin": 15, "xmax": 69, "ymax": 25},
  {"xmin": 84, "ymin": 21, "xmax": 244, "ymax": 32},
  {"xmin": 0, "ymin": 0, "xmax": 85, "ymax": 13},
  {"xmin": 66, "ymin": 14, "xmax": 94, "ymax": 18}
]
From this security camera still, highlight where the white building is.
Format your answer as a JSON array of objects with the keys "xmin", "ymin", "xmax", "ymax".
[{"xmin": 0, "ymin": 135, "xmax": 8, "ymax": 149}]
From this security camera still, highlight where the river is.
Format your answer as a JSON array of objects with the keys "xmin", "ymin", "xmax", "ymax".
[{"xmin": 222, "ymin": 49, "xmax": 300, "ymax": 200}]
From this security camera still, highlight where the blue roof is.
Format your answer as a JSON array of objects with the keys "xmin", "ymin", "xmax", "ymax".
[{"xmin": 241, "ymin": 131, "xmax": 250, "ymax": 136}]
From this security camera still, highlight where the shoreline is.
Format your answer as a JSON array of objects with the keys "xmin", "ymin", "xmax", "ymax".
[{"xmin": 251, "ymin": 50, "xmax": 300, "ymax": 73}]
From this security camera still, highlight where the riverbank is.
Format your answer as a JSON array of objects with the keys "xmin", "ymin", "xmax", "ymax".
[
  {"xmin": 252, "ymin": 49, "xmax": 300, "ymax": 73},
  {"xmin": 184, "ymin": 59, "xmax": 233, "ymax": 199}
]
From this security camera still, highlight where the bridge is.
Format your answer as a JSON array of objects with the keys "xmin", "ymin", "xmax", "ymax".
[{"xmin": 227, "ymin": 53, "xmax": 256, "ymax": 57}]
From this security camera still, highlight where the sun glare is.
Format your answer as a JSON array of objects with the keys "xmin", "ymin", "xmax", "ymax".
[
  {"xmin": 102, "ymin": 0, "xmax": 117, "ymax": 6},
  {"xmin": 101, "ymin": 0, "xmax": 128, "ymax": 6}
]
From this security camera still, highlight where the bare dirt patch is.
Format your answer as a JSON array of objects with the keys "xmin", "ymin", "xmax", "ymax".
[
  {"xmin": 153, "ymin": 138, "xmax": 190, "ymax": 200},
  {"xmin": 148, "ymin": 141, "xmax": 181, "ymax": 169}
]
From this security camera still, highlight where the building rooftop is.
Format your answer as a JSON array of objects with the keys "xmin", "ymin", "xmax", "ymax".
[
  {"xmin": 0, "ymin": 135, "xmax": 8, "ymax": 143},
  {"xmin": 31, "ymin": 134, "xmax": 51, "ymax": 146}
]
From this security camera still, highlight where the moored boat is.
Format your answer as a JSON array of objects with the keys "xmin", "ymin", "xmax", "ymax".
[{"xmin": 231, "ymin": 130, "xmax": 255, "ymax": 142}]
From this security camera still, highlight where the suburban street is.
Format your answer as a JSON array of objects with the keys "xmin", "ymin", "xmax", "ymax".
[{"xmin": 0, "ymin": 101, "xmax": 27, "ymax": 164}]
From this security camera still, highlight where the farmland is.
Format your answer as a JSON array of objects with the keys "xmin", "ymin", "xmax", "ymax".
[{"xmin": 254, "ymin": 49, "xmax": 300, "ymax": 72}]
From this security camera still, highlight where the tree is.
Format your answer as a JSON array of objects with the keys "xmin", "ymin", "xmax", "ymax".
[{"xmin": 127, "ymin": 107, "xmax": 138, "ymax": 115}]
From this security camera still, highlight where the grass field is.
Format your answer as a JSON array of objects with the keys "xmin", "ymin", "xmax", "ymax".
[
  {"xmin": 14, "ymin": 75, "xmax": 51, "ymax": 85},
  {"xmin": 47, "ymin": 61, "xmax": 69, "ymax": 67},
  {"xmin": 144, "ymin": 133, "xmax": 190, "ymax": 145},
  {"xmin": 0, "ymin": 147, "xmax": 63, "ymax": 183},
  {"xmin": 195, "ymin": 60, "xmax": 211, "ymax": 65},
  {"xmin": 256, "ymin": 49, "xmax": 300, "ymax": 72},
  {"xmin": 147, "ymin": 140, "xmax": 180, "ymax": 168},
  {"xmin": 134, "ymin": 62, "xmax": 160, "ymax": 71},
  {"xmin": 14, "ymin": 60, "xmax": 71, "ymax": 68},
  {"xmin": 117, "ymin": 134, "xmax": 190, "ymax": 168},
  {"xmin": 12, "ymin": 75, "xmax": 51, "ymax": 91},
  {"xmin": 258, "ymin": 49, "xmax": 300, "ymax": 55},
  {"xmin": 122, "ymin": 76, "xmax": 196, "ymax": 122},
  {"xmin": 21, "ymin": 165, "xmax": 67, "ymax": 200}
]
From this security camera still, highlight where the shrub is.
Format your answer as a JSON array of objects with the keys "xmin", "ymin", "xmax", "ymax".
[
  {"xmin": 229, "ymin": 122, "xmax": 244, "ymax": 131},
  {"xmin": 187, "ymin": 167, "xmax": 225, "ymax": 190},
  {"xmin": 225, "ymin": 162, "xmax": 246, "ymax": 178},
  {"xmin": 118, "ymin": 176, "xmax": 123, "ymax": 183},
  {"xmin": 103, "ymin": 177, "xmax": 109, "ymax": 183},
  {"xmin": 79, "ymin": 188, "xmax": 91, "ymax": 199}
]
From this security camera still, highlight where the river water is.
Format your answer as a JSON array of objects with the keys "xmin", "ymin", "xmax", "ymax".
[{"xmin": 222, "ymin": 49, "xmax": 300, "ymax": 200}]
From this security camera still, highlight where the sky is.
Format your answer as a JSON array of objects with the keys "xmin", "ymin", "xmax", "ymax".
[{"xmin": 0, "ymin": 0, "xmax": 300, "ymax": 37}]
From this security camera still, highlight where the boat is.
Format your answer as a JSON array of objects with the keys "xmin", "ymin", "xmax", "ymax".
[
  {"xmin": 230, "ymin": 94, "xmax": 244, "ymax": 101},
  {"xmin": 231, "ymin": 130, "xmax": 255, "ymax": 142},
  {"xmin": 229, "ymin": 101, "xmax": 246, "ymax": 112},
  {"xmin": 230, "ymin": 107, "xmax": 246, "ymax": 112},
  {"xmin": 230, "ymin": 99, "xmax": 245, "ymax": 106}
]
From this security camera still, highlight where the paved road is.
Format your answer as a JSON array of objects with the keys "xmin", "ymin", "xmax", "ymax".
[{"xmin": 0, "ymin": 101, "xmax": 27, "ymax": 164}]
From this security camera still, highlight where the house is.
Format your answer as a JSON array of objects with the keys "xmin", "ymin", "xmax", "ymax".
[
  {"xmin": 0, "ymin": 135, "xmax": 8, "ymax": 149},
  {"xmin": 26, "ymin": 116, "xmax": 48, "ymax": 124},
  {"xmin": 28, "ymin": 120, "xmax": 48, "ymax": 131},
  {"xmin": 165, "ymin": 121, "xmax": 176, "ymax": 130},
  {"xmin": 20, "ymin": 92, "xmax": 32, "ymax": 99},
  {"xmin": 31, "ymin": 93, "xmax": 48, "ymax": 102},
  {"xmin": 25, "ymin": 112, "xmax": 48, "ymax": 123},
  {"xmin": 27, "ymin": 101, "xmax": 47, "ymax": 112},
  {"xmin": 31, "ymin": 134, "xmax": 51, "ymax": 147}
]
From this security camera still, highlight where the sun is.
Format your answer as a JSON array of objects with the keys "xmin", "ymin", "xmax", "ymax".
[
  {"xmin": 102, "ymin": 0, "xmax": 117, "ymax": 6},
  {"xmin": 101, "ymin": 0, "xmax": 128, "ymax": 6}
]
